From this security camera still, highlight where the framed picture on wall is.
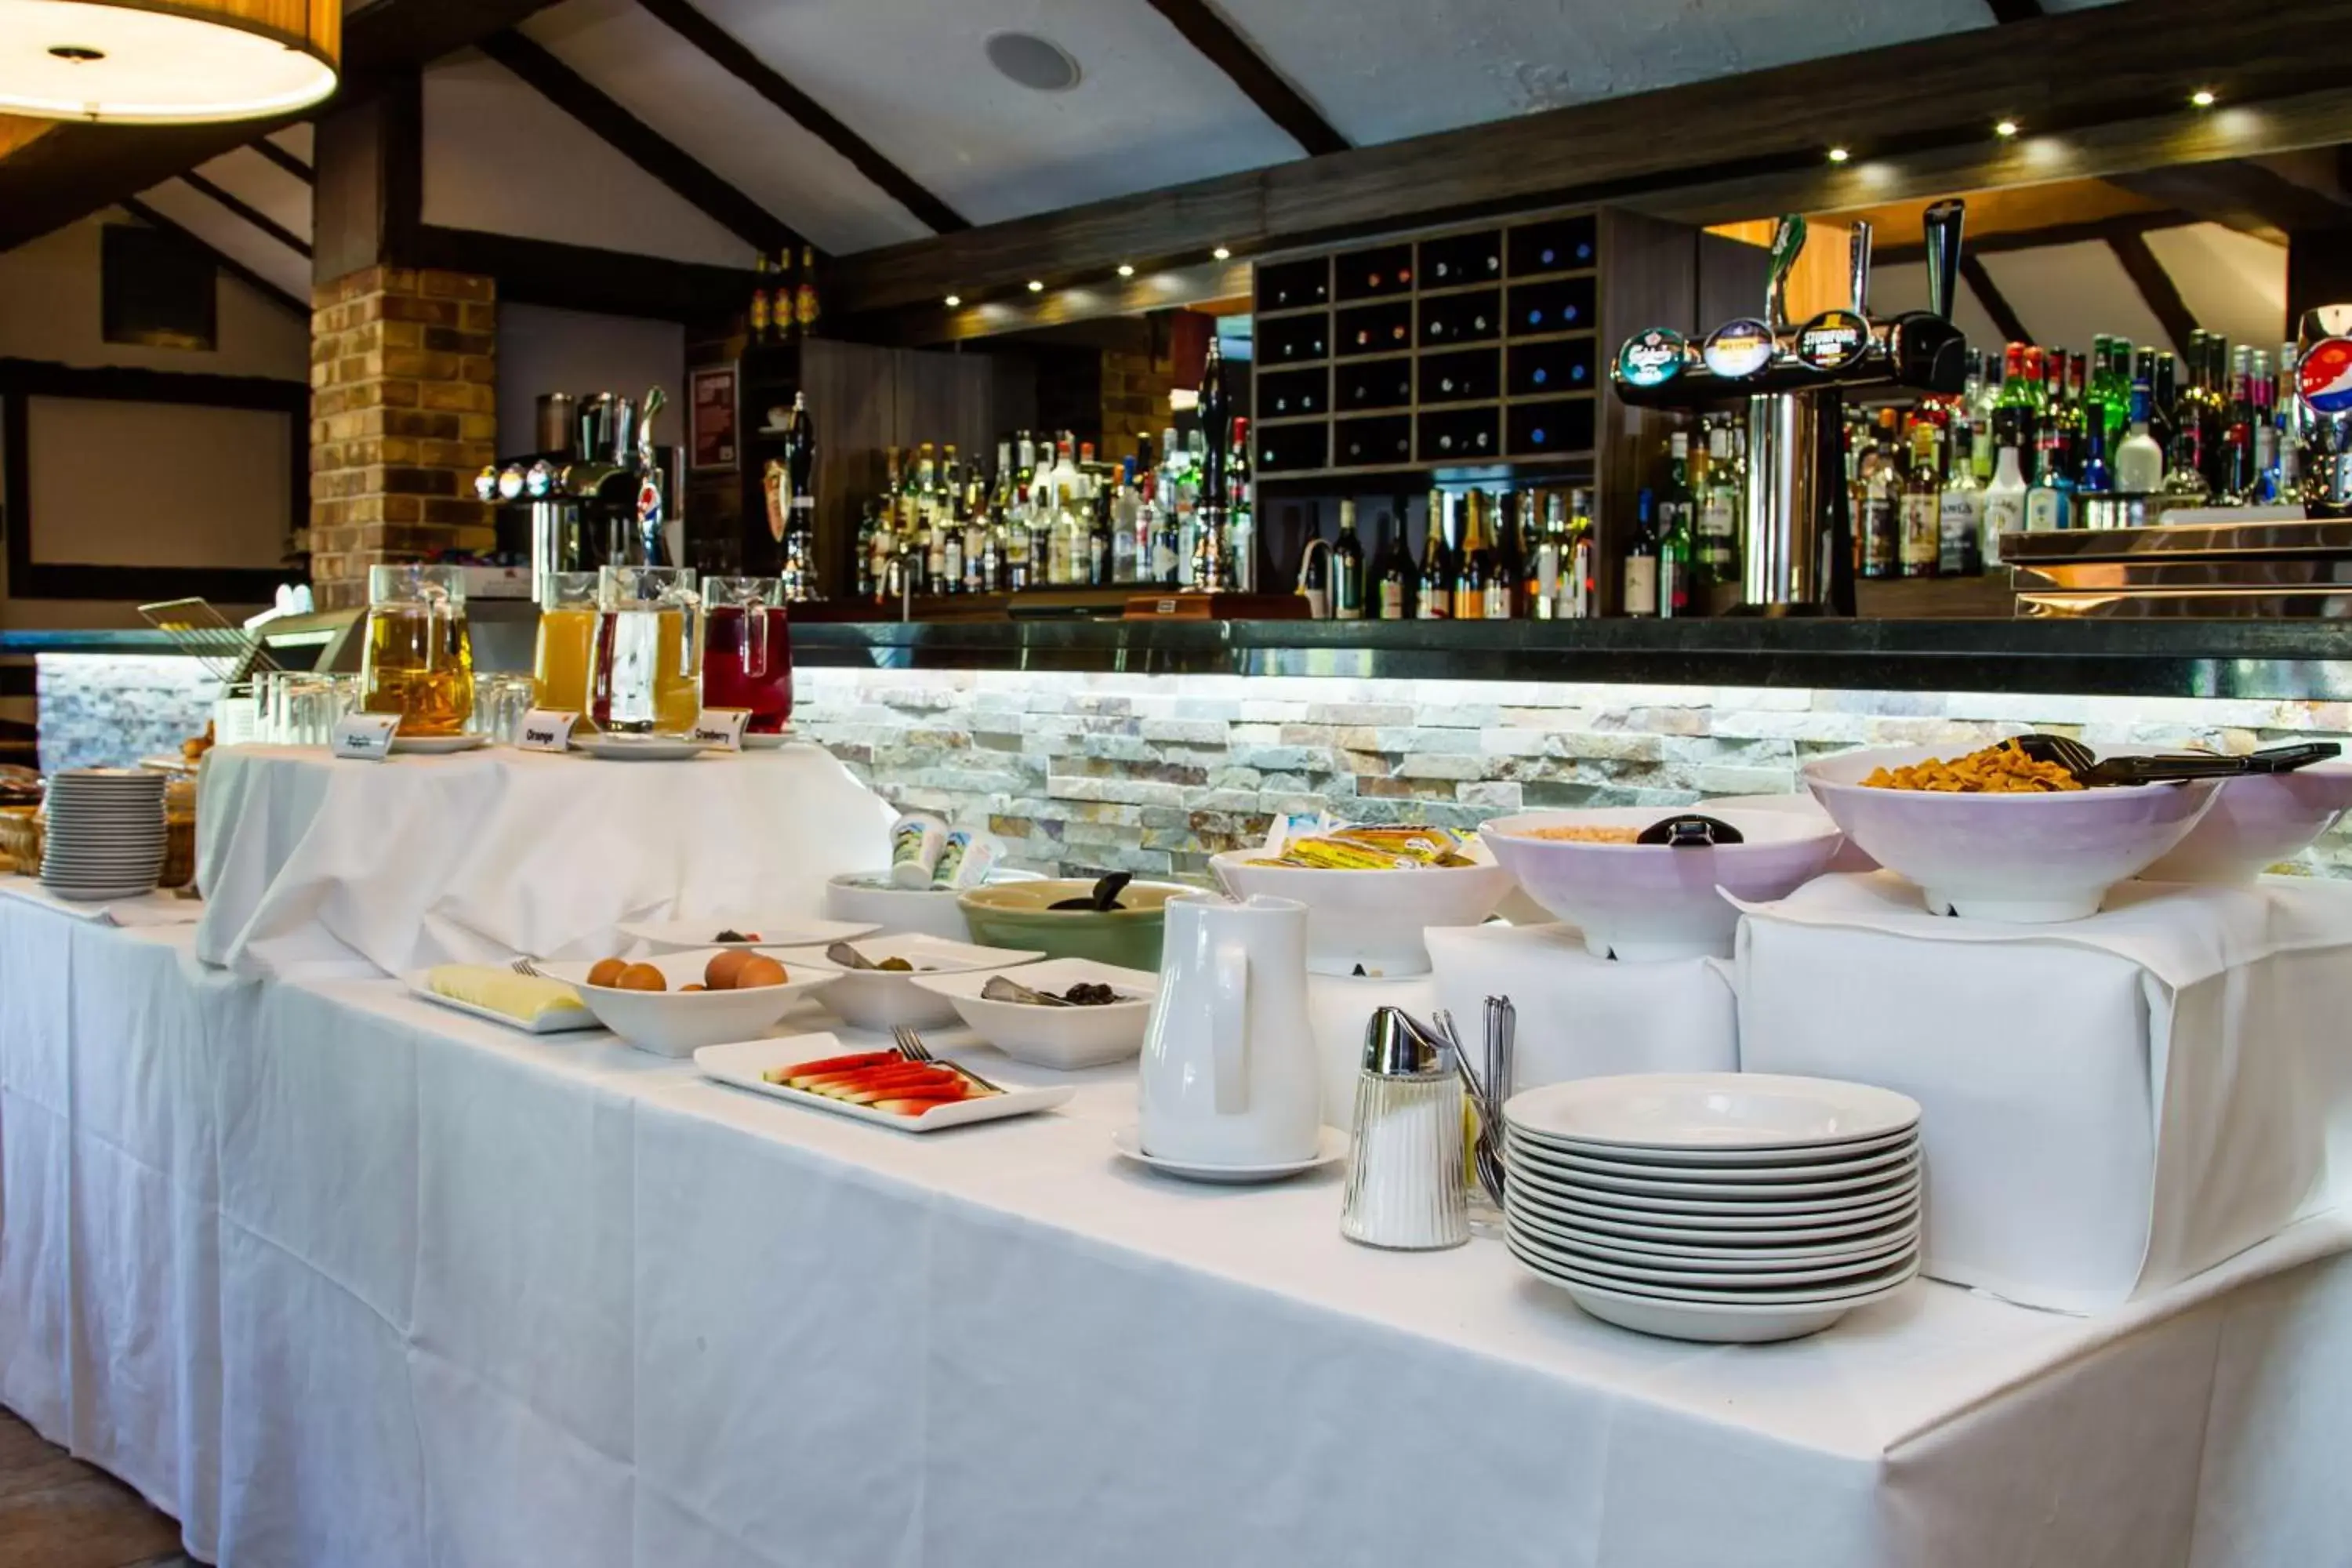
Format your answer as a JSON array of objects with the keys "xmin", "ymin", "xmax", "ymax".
[{"xmin": 689, "ymin": 365, "xmax": 739, "ymax": 473}]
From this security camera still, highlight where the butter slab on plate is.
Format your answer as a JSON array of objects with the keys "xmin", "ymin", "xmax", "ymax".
[
  {"xmin": 408, "ymin": 964, "xmax": 604, "ymax": 1034},
  {"xmin": 696, "ymin": 1033, "xmax": 1073, "ymax": 1132}
]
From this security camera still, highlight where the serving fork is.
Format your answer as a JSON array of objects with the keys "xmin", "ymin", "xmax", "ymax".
[
  {"xmin": 892, "ymin": 1025, "xmax": 1005, "ymax": 1094},
  {"xmin": 510, "ymin": 956, "xmax": 545, "ymax": 978}
]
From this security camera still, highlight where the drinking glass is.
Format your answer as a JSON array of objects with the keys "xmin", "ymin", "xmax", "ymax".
[
  {"xmin": 592, "ymin": 565, "xmax": 700, "ymax": 735},
  {"xmin": 466, "ymin": 673, "xmax": 537, "ymax": 746},
  {"xmin": 283, "ymin": 677, "xmax": 338, "ymax": 746},
  {"xmin": 532, "ymin": 571, "xmax": 601, "ymax": 716},
  {"xmin": 700, "ymin": 575, "xmax": 793, "ymax": 733},
  {"xmin": 360, "ymin": 564, "xmax": 476, "ymax": 737}
]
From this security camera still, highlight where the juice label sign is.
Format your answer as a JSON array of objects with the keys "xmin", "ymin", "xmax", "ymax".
[
  {"xmin": 690, "ymin": 708, "xmax": 751, "ymax": 752},
  {"xmin": 517, "ymin": 710, "xmax": 581, "ymax": 753},
  {"xmin": 331, "ymin": 712, "xmax": 400, "ymax": 761}
]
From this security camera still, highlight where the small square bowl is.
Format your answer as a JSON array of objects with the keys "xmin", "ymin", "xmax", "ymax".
[{"xmin": 910, "ymin": 957, "xmax": 1158, "ymax": 1069}]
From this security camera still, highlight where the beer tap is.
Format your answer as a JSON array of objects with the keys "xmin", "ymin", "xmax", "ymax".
[{"xmin": 633, "ymin": 387, "xmax": 670, "ymax": 567}]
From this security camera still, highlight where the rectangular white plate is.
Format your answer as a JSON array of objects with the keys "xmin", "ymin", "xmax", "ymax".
[
  {"xmin": 403, "ymin": 971, "xmax": 605, "ymax": 1035},
  {"xmin": 695, "ymin": 1032, "xmax": 1074, "ymax": 1132}
]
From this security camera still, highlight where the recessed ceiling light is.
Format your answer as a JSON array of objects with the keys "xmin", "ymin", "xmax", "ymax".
[
  {"xmin": 2190, "ymin": 89, "xmax": 2216, "ymax": 108},
  {"xmin": 1116, "ymin": 263, "xmax": 1135, "ymax": 278},
  {"xmin": 1027, "ymin": 279, "xmax": 1044, "ymax": 292},
  {"xmin": 1212, "ymin": 246, "xmax": 1231, "ymax": 260},
  {"xmin": 1827, "ymin": 146, "xmax": 1850, "ymax": 163},
  {"xmin": 985, "ymin": 31, "xmax": 1080, "ymax": 93},
  {"xmin": 1994, "ymin": 119, "xmax": 2019, "ymax": 137},
  {"xmin": 944, "ymin": 294, "xmax": 961, "ymax": 307}
]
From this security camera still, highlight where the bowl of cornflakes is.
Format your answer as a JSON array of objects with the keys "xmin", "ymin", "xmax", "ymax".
[
  {"xmin": 1802, "ymin": 742, "xmax": 2221, "ymax": 921},
  {"xmin": 1478, "ymin": 808, "xmax": 1842, "ymax": 960}
]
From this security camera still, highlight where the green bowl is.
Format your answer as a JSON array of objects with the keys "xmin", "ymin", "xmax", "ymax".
[{"xmin": 956, "ymin": 879, "xmax": 1194, "ymax": 971}]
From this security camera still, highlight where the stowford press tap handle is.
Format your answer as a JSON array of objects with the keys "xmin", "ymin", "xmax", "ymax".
[
  {"xmin": 1924, "ymin": 199, "xmax": 1965, "ymax": 323},
  {"xmin": 1766, "ymin": 214, "xmax": 1807, "ymax": 334},
  {"xmin": 1848, "ymin": 220, "xmax": 1874, "ymax": 318}
]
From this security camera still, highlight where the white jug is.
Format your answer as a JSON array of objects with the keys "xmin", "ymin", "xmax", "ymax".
[{"xmin": 1139, "ymin": 893, "xmax": 1319, "ymax": 1167}]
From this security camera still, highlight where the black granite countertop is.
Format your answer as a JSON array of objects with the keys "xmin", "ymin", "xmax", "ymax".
[{"xmin": 13, "ymin": 618, "xmax": 2352, "ymax": 701}]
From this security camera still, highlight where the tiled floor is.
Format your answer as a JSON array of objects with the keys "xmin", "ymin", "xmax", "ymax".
[{"xmin": 0, "ymin": 1410, "xmax": 193, "ymax": 1568}]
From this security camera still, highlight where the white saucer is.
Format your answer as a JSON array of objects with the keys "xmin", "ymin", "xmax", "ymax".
[
  {"xmin": 742, "ymin": 729, "xmax": 793, "ymax": 750},
  {"xmin": 571, "ymin": 735, "xmax": 714, "ymax": 762},
  {"xmin": 1110, "ymin": 1124, "xmax": 1349, "ymax": 1185},
  {"xmin": 390, "ymin": 733, "xmax": 490, "ymax": 755}
]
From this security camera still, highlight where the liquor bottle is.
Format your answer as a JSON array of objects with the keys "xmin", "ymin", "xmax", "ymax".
[
  {"xmin": 1088, "ymin": 485, "xmax": 1112, "ymax": 586},
  {"xmin": 1900, "ymin": 420, "xmax": 1940, "ymax": 579},
  {"xmin": 793, "ymin": 245, "xmax": 820, "ymax": 337},
  {"xmin": 1860, "ymin": 414, "xmax": 1900, "ymax": 579},
  {"xmin": 853, "ymin": 501, "xmax": 877, "ymax": 601},
  {"xmin": 2147, "ymin": 349, "xmax": 2179, "ymax": 457},
  {"xmin": 1938, "ymin": 422, "xmax": 1984, "ymax": 577},
  {"xmin": 1531, "ymin": 492, "xmax": 1565, "ymax": 620},
  {"xmin": 2217, "ymin": 345, "xmax": 2255, "ymax": 504},
  {"xmin": 1417, "ymin": 492, "xmax": 1453, "ymax": 619},
  {"xmin": 1657, "ymin": 432, "xmax": 1695, "ymax": 598},
  {"xmin": 1657, "ymin": 479, "xmax": 1693, "ymax": 617},
  {"xmin": 1623, "ymin": 488, "xmax": 1660, "ymax": 616},
  {"xmin": 779, "ymin": 391, "xmax": 816, "ymax": 597},
  {"xmin": 1152, "ymin": 466, "xmax": 1182, "ymax": 585},
  {"xmin": 1375, "ymin": 505, "xmax": 1415, "ymax": 620},
  {"xmin": 1992, "ymin": 343, "xmax": 2034, "ymax": 454},
  {"xmin": 2186, "ymin": 330, "xmax": 2227, "ymax": 495},
  {"xmin": 942, "ymin": 491, "xmax": 966, "ymax": 593},
  {"xmin": 1226, "ymin": 417, "xmax": 1255, "ymax": 592},
  {"xmin": 1192, "ymin": 337, "xmax": 1232, "ymax": 591},
  {"xmin": 1452, "ymin": 489, "xmax": 1492, "ymax": 620},
  {"xmin": 1968, "ymin": 350, "xmax": 1998, "ymax": 482},
  {"xmin": 2162, "ymin": 350, "xmax": 2212, "ymax": 505},
  {"xmin": 1565, "ymin": 488, "xmax": 1596, "ymax": 619},
  {"xmin": 2252, "ymin": 349, "xmax": 2281, "ymax": 503},
  {"xmin": 2025, "ymin": 431, "xmax": 2073, "ymax": 532},
  {"xmin": 2115, "ymin": 379, "xmax": 2165, "ymax": 494},
  {"xmin": 1481, "ymin": 490, "xmax": 1514, "ymax": 619},
  {"xmin": 1110, "ymin": 457, "xmax": 1139, "ymax": 585},
  {"xmin": 1697, "ymin": 421, "xmax": 1740, "ymax": 586},
  {"xmin": 1981, "ymin": 437, "xmax": 2026, "ymax": 566},
  {"xmin": 1332, "ymin": 500, "xmax": 1367, "ymax": 619},
  {"xmin": 748, "ymin": 255, "xmax": 773, "ymax": 344},
  {"xmin": 2078, "ymin": 417, "xmax": 2113, "ymax": 501}
]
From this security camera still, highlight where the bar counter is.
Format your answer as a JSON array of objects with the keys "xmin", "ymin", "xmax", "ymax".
[{"xmin": 11, "ymin": 615, "xmax": 2352, "ymax": 700}]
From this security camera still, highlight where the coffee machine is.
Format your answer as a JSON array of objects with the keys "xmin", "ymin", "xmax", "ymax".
[
  {"xmin": 1610, "ymin": 201, "xmax": 1971, "ymax": 614},
  {"xmin": 479, "ymin": 387, "xmax": 679, "ymax": 601}
]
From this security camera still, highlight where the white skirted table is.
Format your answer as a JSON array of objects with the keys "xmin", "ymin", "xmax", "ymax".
[{"xmin": 5, "ymin": 877, "xmax": 2352, "ymax": 1568}]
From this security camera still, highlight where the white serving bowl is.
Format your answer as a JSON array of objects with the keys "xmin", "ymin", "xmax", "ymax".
[
  {"xmin": 823, "ymin": 869, "xmax": 1042, "ymax": 943},
  {"xmin": 910, "ymin": 956, "xmax": 1158, "ymax": 1069},
  {"xmin": 1802, "ymin": 745, "xmax": 2220, "ymax": 922},
  {"xmin": 2134, "ymin": 757, "xmax": 2352, "ymax": 883},
  {"xmin": 1478, "ymin": 808, "xmax": 1842, "ymax": 960},
  {"xmin": 768, "ymin": 931, "xmax": 1044, "ymax": 1032},
  {"xmin": 1207, "ymin": 847, "xmax": 1513, "ymax": 976},
  {"xmin": 618, "ymin": 914, "xmax": 878, "ymax": 952},
  {"xmin": 537, "ymin": 949, "xmax": 837, "ymax": 1057},
  {"xmin": 1700, "ymin": 793, "xmax": 1879, "ymax": 873}
]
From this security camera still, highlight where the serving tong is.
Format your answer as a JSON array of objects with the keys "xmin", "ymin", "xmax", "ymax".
[{"xmin": 2013, "ymin": 735, "xmax": 2340, "ymax": 787}]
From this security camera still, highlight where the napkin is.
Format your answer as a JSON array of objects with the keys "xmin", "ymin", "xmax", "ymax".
[{"xmin": 1736, "ymin": 871, "xmax": 2352, "ymax": 1311}]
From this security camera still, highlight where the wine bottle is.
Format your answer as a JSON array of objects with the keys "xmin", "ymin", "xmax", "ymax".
[
  {"xmin": 1332, "ymin": 500, "xmax": 1367, "ymax": 620},
  {"xmin": 1375, "ymin": 504, "xmax": 1414, "ymax": 619},
  {"xmin": 1417, "ymin": 492, "xmax": 1453, "ymax": 619},
  {"xmin": 1622, "ymin": 489, "xmax": 1659, "ymax": 617}
]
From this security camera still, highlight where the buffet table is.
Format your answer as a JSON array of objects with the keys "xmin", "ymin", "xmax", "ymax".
[{"xmin": 6, "ymin": 881, "xmax": 2352, "ymax": 1568}]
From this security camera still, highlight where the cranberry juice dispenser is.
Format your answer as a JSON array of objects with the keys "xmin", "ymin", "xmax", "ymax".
[{"xmin": 1610, "ymin": 201, "xmax": 1970, "ymax": 614}]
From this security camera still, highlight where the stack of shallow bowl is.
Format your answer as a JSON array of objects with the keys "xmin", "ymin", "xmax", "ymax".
[
  {"xmin": 1501, "ymin": 1073, "xmax": 1923, "ymax": 1343},
  {"xmin": 40, "ymin": 768, "xmax": 168, "ymax": 902}
]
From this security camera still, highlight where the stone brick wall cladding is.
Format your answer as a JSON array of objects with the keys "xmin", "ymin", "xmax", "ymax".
[
  {"xmin": 309, "ymin": 267, "xmax": 499, "ymax": 610},
  {"xmin": 790, "ymin": 669, "xmax": 2352, "ymax": 881}
]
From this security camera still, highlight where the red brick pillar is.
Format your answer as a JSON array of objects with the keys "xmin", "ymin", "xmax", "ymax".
[{"xmin": 307, "ymin": 266, "xmax": 498, "ymax": 610}]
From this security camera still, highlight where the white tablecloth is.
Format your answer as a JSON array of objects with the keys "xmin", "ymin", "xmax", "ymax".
[
  {"xmin": 194, "ymin": 742, "xmax": 895, "ymax": 977},
  {"xmin": 7, "ymin": 883, "xmax": 2352, "ymax": 1566},
  {"xmin": 1738, "ymin": 872, "xmax": 2352, "ymax": 1312}
]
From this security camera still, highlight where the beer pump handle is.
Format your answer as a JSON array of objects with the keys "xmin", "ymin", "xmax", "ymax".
[
  {"xmin": 1848, "ymin": 221, "xmax": 1873, "ymax": 318},
  {"xmin": 1924, "ymin": 200, "xmax": 1965, "ymax": 322},
  {"xmin": 1766, "ymin": 214, "xmax": 1807, "ymax": 334}
]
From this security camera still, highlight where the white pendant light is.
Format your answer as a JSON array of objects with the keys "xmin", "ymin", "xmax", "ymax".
[{"xmin": 0, "ymin": 0, "xmax": 339, "ymax": 124}]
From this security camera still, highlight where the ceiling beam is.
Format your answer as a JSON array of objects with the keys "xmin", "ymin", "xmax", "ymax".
[
  {"xmin": 1874, "ymin": 207, "xmax": 2200, "ymax": 266},
  {"xmin": 476, "ymin": 28, "xmax": 804, "ymax": 259},
  {"xmin": 114, "ymin": 198, "xmax": 306, "ymax": 318},
  {"xmin": 1984, "ymin": 0, "xmax": 2045, "ymax": 22},
  {"xmin": 0, "ymin": 0, "xmax": 567, "ymax": 252},
  {"xmin": 830, "ymin": 0, "xmax": 2352, "ymax": 319},
  {"xmin": 2110, "ymin": 158, "xmax": 2352, "ymax": 244},
  {"xmin": 1959, "ymin": 255, "xmax": 2031, "ymax": 345},
  {"xmin": 631, "ymin": 0, "xmax": 967, "ymax": 234},
  {"xmin": 247, "ymin": 136, "xmax": 315, "ymax": 185},
  {"xmin": 176, "ymin": 169, "xmax": 313, "ymax": 259},
  {"xmin": 2107, "ymin": 231, "xmax": 2201, "ymax": 354},
  {"xmin": 408, "ymin": 225, "xmax": 754, "ymax": 321},
  {"xmin": 1140, "ymin": 0, "xmax": 1348, "ymax": 158}
]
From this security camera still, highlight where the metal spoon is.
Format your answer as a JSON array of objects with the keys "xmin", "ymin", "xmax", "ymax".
[
  {"xmin": 824, "ymin": 941, "xmax": 877, "ymax": 971},
  {"xmin": 1049, "ymin": 871, "xmax": 1133, "ymax": 911},
  {"xmin": 981, "ymin": 975, "xmax": 1074, "ymax": 1007}
]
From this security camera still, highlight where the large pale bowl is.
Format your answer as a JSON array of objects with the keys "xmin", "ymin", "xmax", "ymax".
[
  {"xmin": 2135, "ymin": 757, "xmax": 2352, "ymax": 883},
  {"xmin": 956, "ymin": 878, "xmax": 1192, "ymax": 970},
  {"xmin": 1479, "ymin": 808, "xmax": 1842, "ymax": 960},
  {"xmin": 1207, "ymin": 848, "xmax": 1514, "ymax": 977},
  {"xmin": 825, "ymin": 869, "xmax": 1041, "ymax": 944},
  {"xmin": 1802, "ymin": 745, "xmax": 2219, "ymax": 921}
]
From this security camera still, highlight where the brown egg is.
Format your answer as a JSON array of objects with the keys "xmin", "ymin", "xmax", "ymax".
[
  {"xmin": 705, "ymin": 949, "xmax": 755, "ymax": 991},
  {"xmin": 680, "ymin": 983, "xmax": 707, "ymax": 993},
  {"xmin": 732, "ymin": 955, "xmax": 789, "ymax": 989},
  {"xmin": 586, "ymin": 956, "xmax": 628, "ymax": 989},
  {"xmin": 616, "ymin": 963, "xmax": 667, "ymax": 992}
]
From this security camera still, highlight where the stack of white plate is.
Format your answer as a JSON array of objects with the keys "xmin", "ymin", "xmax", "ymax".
[
  {"xmin": 1501, "ymin": 1073, "xmax": 1924, "ymax": 1343},
  {"xmin": 40, "ymin": 768, "xmax": 168, "ymax": 902}
]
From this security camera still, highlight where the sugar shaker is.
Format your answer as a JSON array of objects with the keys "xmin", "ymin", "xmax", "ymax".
[{"xmin": 1341, "ymin": 1007, "xmax": 1470, "ymax": 1250}]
